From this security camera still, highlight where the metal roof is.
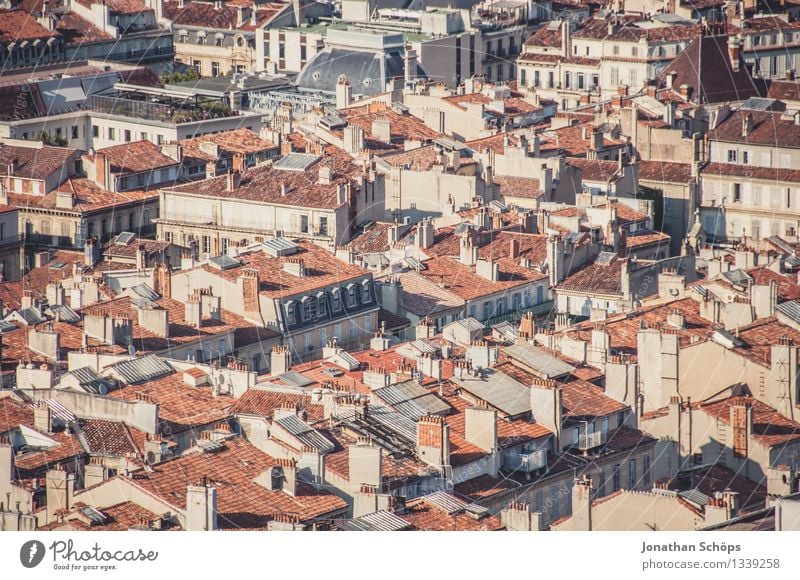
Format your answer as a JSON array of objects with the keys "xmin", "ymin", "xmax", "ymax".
[
  {"xmin": 278, "ymin": 371, "xmax": 315, "ymax": 388},
  {"xmin": 595, "ymin": 251, "xmax": 617, "ymax": 265},
  {"xmin": 452, "ymin": 317, "xmax": 484, "ymax": 332},
  {"xmin": 67, "ymin": 366, "xmax": 102, "ymax": 385},
  {"xmin": 336, "ymin": 510, "xmax": 411, "ymax": 531},
  {"xmin": 275, "ymin": 414, "xmax": 335, "ymax": 452},
  {"xmin": 368, "ymin": 405, "xmax": 417, "ymax": 441},
  {"xmin": 33, "ymin": 399, "xmax": 77, "ymax": 423},
  {"xmin": 108, "ymin": 354, "xmax": 173, "ymax": 385},
  {"xmin": 16, "ymin": 308, "xmax": 45, "ymax": 325},
  {"xmin": 0, "ymin": 320, "xmax": 16, "ymax": 332},
  {"xmin": 48, "ymin": 304, "xmax": 80, "ymax": 324},
  {"xmin": 128, "ymin": 283, "xmax": 160, "ymax": 302},
  {"xmin": 678, "ymin": 489, "xmax": 710, "ymax": 508},
  {"xmin": 410, "ymin": 339, "xmax": 437, "ymax": 354},
  {"xmin": 451, "ymin": 368, "xmax": 532, "ymax": 417},
  {"xmin": 209, "ymin": 254, "xmax": 241, "ymax": 270},
  {"xmin": 273, "ymin": 153, "xmax": 320, "ymax": 172},
  {"xmin": 261, "ymin": 237, "xmax": 299, "ymax": 257},
  {"xmin": 114, "ymin": 231, "xmax": 136, "ymax": 245},
  {"xmin": 79, "ymin": 505, "xmax": 108, "ymax": 525},
  {"xmin": 374, "ymin": 380, "xmax": 451, "ymax": 419},
  {"xmin": 423, "ymin": 491, "xmax": 468, "ymax": 514},
  {"xmin": 492, "ymin": 321, "xmax": 519, "ymax": 342},
  {"xmin": 503, "ymin": 343, "xmax": 575, "ymax": 379},
  {"xmin": 722, "ymin": 269, "xmax": 752, "ymax": 288},
  {"xmin": 777, "ymin": 299, "xmax": 800, "ymax": 324}
]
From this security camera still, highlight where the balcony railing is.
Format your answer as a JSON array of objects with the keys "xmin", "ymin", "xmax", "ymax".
[
  {"xmin": 578, "ymin": 430, "xmax": 607, "ymax": 451},
  {"xmin": 503, "ymin": 447, "xmax": 547, "ymax": 472}
]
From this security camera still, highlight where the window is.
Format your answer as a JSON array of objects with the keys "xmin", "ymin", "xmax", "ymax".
[
  {"xmin": 192, "ymin": 60, "xmax": 202, "ymax": 74},
  {"xmin": 318, "ymin": 216, "xmax": 328, "ymax": 236},
  {"xmin": 610, "ymin": 67, "xmax": 619, "ymax": 86},
  {"xmin": 165, "ymin": 231, "xmax": 173, "ymax": 243},
  {"xmin": 349, "ymin": 319, "xmax": 357, "ymax": 339},
  {"xmin": 631, "ymin": 46, "xmax": 638, "ymax": 57},
  {"xmin": 612, "ymin": 45, "xmax": 619, "ymax": 55},
  {"xmin": 71, "ymin": 125, "xmax": 78, "ymax": 139},
  {"xmin": 114, "ymin": 216, "xmax": 122, "ymax": 233},
  {"xmin": 592, "ymin": 74, "xmax": 599, "ymax": 88},
  {"xmin": 123, "ymin": 129, "xmax": 131, "ymax": 142},
  {"xmin": 108, "ymin": 127, "xmax": 115, "ymax": 140},
  {"xmin": 512, "ymin": 292, "xmax": 521, "ymax": 310},
  {"xmin": 612, "ymin": 464, "xmax": 621, "ymax": 491},
  {"xmin": 197, "ymin": 35, "xmax": 206, "ymax": 46},
  {"xmin": 628, "ymin": 458, "xmax": 636, "ymax": 489},
  {"xmin": 202, "ymin": 235, "xmax": 210, "ymax": 255},
  {"xmin": 577, "ymin": 73, "xmax": 585, "ymax": 90},
  {"xmin": 727, "ymin": 149, "xmax": 737, "ymax": 163},
  {"xmin": 520, "ymin": 69, "xmax": 527, "ymax": 86},
  {"xmin": 300, "ymin": 214, "xmax": 309, "ymax": 233},
  {"xmin": 215, "ymin": 36, "xmax": 223, "ymax": 47},
  {"xmin": 597, "ymin": 470, "xmax": 606, "ymax": 497},
  {"xmin": 742, "ymin": 151, "xmax": 749, "ymax": 164},
  {"xmin": 211, "ymin": 62, "xmax": 220, "ymax": 77},
  {"xmin": 550, "ymin": 487, "xmax": 560, "ymax": 519},
  {"xmin": 643, "ymin": 455, "xmax": 651, "ymax": 487},
  {"xmin": 533, "ymin": 70, "xmax": 540, "ymax": 87},
  {"xmin": 564, "ymin": 72, "xmax": 571, "ymax": 89}
]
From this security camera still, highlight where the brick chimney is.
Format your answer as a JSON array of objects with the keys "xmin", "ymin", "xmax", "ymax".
[
  {"xmin": 152, "ymin": 263, "xmax": 172, "ymax": 298},
  {"xmin": 509, "ymin": 237, "xmax": 520, "ymax": 260},
  {"xmin": 416, "ymin": 415, "xmax": 450, "ymax": 469},
  {"xmin": 728, "ymin": 35, "xmax": 741, "ymax": 72},
  {"xmin": 238, "ymin": 268, "xmax": 261, "ymax": 320}
]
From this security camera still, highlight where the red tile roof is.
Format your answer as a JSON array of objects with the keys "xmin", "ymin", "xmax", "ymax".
[
  {"xmin": 0, "ymin": 143, "xmax": 77, "ymax": 180},
  {"xmin": 124, "ymin": 437, "xmax": 347, "ymax": 528},
  {"xmin": 637, "ymin": 161, "xmax": 695, "ymax": 184},
  {"xmin": 0, "ymin": 9, "xmax": 58, "ymax": 43},
  {"xmin": 701, "ymin": 162, "xmax": 800, "ymax": 184},
  {"xmin": 230, "ymin": 389, "xmax": 325, "ymax": 422},
  {"xmin": 87, "ymin": 141, "xmax": 179, "ymax": 175},
  {"xmin": 401, "ymin": 497, "xmax": 505, "ymax": 530},
  {"xmin": 700, "ymin": 396, "xmax": 800, "ymax": 448}
]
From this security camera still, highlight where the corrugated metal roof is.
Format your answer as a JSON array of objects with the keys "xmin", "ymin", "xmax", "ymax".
[
  {"xmin": 67, "ymin": 366, "xmax": 101, "ymax": 385},
  {"xmin": 451, "ymin": 368, "xmax": 532, "ymax": 417},
  {"xmin": 261, "ymin": 237, "xmax": 299, "ymax": 257},
  {"xmin": 209, "ymin": 255, "xmax": 241, "ymax": 270},
  {"xmin": 503, "ymin": 343, "xmax": 575, "ymax": 379},
  {"xmin": 273, "ymin": 153, "xmax": 320, "ymax": 172},
  {"xmin": 453, "ymin": 317, "xmax": 484, "ymax": 332},
  {"xmin": 374, "ymin": 380, "xmax": 451, "ymax": 419},
  {"xmin": 722, "ymin": 269, "xmax": 752, "ymax": 287},
  {"xmin": 492, "ymin": 321, "xmax": 518, "ymax": 342},
  {"xmin": 777, "ymin": 299, "xmax": 800, "ymax": 324},
  {"xmin": 109, "ymin": 354, "xmax": 173, "ymax": 385},
  {"xmin": 369, "ymin": 405, "xmax": 417, "ymax": 441},
  {"xmin": 48, "ymin": 304, "xmax": 80, "ymax": 323},
  {"xmin": 17, "ymin": 308, "xmax": 45, "ymax": 325},
  {"xmin": 32, "ymin": 399, "xmax": 77, "ymax": 423},
  {"xmin": 275, "ymin": 414, "xmax": 335, "ymax": 452},
  {"xmin": 336, "ymin": 510, "xmax": 410, "ymax": 531},
  {"xmin": 410, "ymin": 340, "xmax": 436, "ymax": 354},
  {"xmin": 278, "ymin": 371, "xmax": 314, "ymax": 388},
  {"xmin": 678, "ymin": 489, "xmax": 710, "ymax": 508},
  {"xmin": 128, "ymin": 283, "xmax": 160, "ymax": 301},
  {"xmin": 423, "ymin": 491, "xmax": 467, "ymax": 514}
]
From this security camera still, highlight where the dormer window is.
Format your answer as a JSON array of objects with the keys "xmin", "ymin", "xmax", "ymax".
[
  {"xmin": 301, "ymin": 295, "xmax": 316, "ymax": 321},
  {"xmin": 360, "ymin": 279, "xmax": 372, "ymax": 304},
  {"xmin": 316, "ymin": 291, "xmax": 327, "ymax": 317},
  {"xmin": 285, "ymin": 300, "xmax": 298, "ymax": 326},
  {"xmin": 345, "ymin": 283, "xmax": 358, "ymax": 308},
  {"xmin": 330, "ymin": 288, "xmax": 342, "ymax": 313}
]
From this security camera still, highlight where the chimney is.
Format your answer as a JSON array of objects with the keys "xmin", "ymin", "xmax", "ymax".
[
  {"xmin": 509, "ymin": 237, "xmax": 520, "ymax": 260},
  {"xmin": 238, "ymin": 268, "xmax": 261, "ymax": 320},
  {"xmin": 518, "ymin": 311, "xmax": 535, "ymax": 341},
  {"xmin": 546, "ymin": 234, "xmax": 565, "ymax": 286},
  {"xmin": 185, "ymin": 291, "xmax": 202, "ymax": 328},
  {"xmin": 459, "ymin": 232, "xmax": 477, "ymax": 266},
  {"xmin": 415, "ymin": 218, "xmax": 434, "ymax": 249},
  {"xmin": 336, "ymin": 76, "xmax": 352, "ymax": 109},
  {"xmin": 729, "ymin": 397, "xmax": 753, "ymax": 462},
  {"xmin": 84, "ymin": 236, "xmax": 100, "ymax": 268},
  {"xmin": 343, "ymin": 124, "xmax": 365, "ymax": 155},
  {"xmin": 137, "ymin": 306, "xmax": 169, "ymax": 338},
  {"xmin": 529, "ymin": 382, "xmax": 563, "ymax": 449},
  {"xmin": 728, "ymin": 35, "xmax": 741, "ymax": 72},
  {"xmin": 55, "ymin": 191, "xmax": 75, "ymax": 209},
  {"xmin": 226, "ymin": 170, "xmax": 241, "ymax": 192},
  {"xmin": 348, "ymin": 438, "xmax": 382, "ymax": 488},
  {"xmin": 152, "ymin": 263, "xmax": 172, "ymax": 299},
  {"xmin": 416, "ymin": 415, "xmax": 450, "ymax": 469},
  {"xmin": 404, "ymin": 43, "xmax": 418, "ymax": 83},
  {"xmin": 371, "ymin": 118, "xmax": 392, "ymax": 144},
  {"xmin": 667, "ymin": 309, "xmax": 686, "ymax": 329},
  {"xmin": 465, "ymin": 406, "xmax": 497, "ymax": 453},
  {"xmin": 45, "ymin": 282, "xmax": 65, "ymax": 306},
  {"xmin": 270, "ymin": 345, "xmax": 291, "ymax": 375},
  {"xmin": 185, "ymin": 478, "xmax": 217, "ymax": 531},
  {"xmin": 34, "ymin": 401, "xmax": 51, "ymax": 432},
  {"xmin": 282, "ymin": 257, "xmax": 306, "ymax": 277},
  {"xmin": 318, "ymin": 165, "xmax": 332, "ymax": 185},
  {"xmin": 94, "ymin": 151, "xmax": 109, "ymax": 190},
  {"xmin": 476, "ymin": 258, "xmax": 500, "ymax": 282},
  {"xmin": 571, "ymin": 476, "xmax": 593, "ymax": 531},
  {"xmin": 46, "ymin": 467, "xmax": 75, "ymax": 523},
  {"xmin": 665, "ymin": 70, "xmax": 677, "ymax": 90},
  {"xmin": 274, "ymin": 458, "xmax": 297, "ymax": 496},
  {"xmin": 741, "ymin": 113, "xmax": 754, "ymax": 137},
  {"xmin": 501, "ymin": 502, "xmax": 543, "ymax": 531},
  {"xmin": 787, "ymin": 69, "xmax": 796, "ymax": 81},
  {"xmin": 679, "ymin": 83, "xmax": 693, "ymax": 101}
]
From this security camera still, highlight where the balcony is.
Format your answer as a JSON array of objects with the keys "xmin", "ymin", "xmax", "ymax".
[
  {"xmin": 578, "ymin": 430, "xmax": 607, "ymax": 451},
  {"xmin": 503, "ymin": 447, "xmax": 547, "ymax": 472}
]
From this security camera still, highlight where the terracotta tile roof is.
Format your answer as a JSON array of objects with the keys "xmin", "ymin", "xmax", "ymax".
[
  {"xmin": 465, "ymin": 131, "xmax": 522, "ymax": 155},
  {"xmin": 624, "ymin": 230, "xmax": 671, "ymax": 249},
  {"xmin": 766, "ymin": 79, "xmax": 800, "ymax": 102},
  {"xmin": 165, "ymin": 146, "xmax": 358, "ymax": 210},
  {"xmin": 0, "ymin": 84, "xmax": 44, "ymax": 121},
  {"xmin": 124, "ymin": 437, "xmax": 347, "ymax": 528},
  {"xmin": 381, "ymin": 145, "xmax": 478, "ymax": 172},
  {"xmin": 494, "ymin": 175, "xmax": 542, "ymax": 199},
  {"xmin": 660, "ymin": 464, "xmax": 767, "ymax": 512},
  {"xmin": 417, "ymin": 254, "xmax": 547, "ymax": 302},
  {"xmin": 542, "ymin": 124, "xmax": 626, "ymax": 157},
  {"xmin": 0, "ymin": 396, "xmax": 33, "ymax": 434},
  {"xmin": 230, "ymin": 389, "xmax": 325, "ymax": 422},
  {"xmin": 7, "ymin": 178, "xmax": 160, "ymax": 214},
  {"xmin": 40, "ymin": 501, "xmax": 173, "ymax": 531},
  {"xmin": 87, "ymin": 141, "xmax": 179, "ymax": 175},
  {"xmin": 565, "ymin": 297, "xmax": 717, "ymax": 355},
  {"xmin": 14, "ymin": 428, "xmax": 85, "ymax": 473},
  {"xmin": 748, "ymin": 267, "xmax": 800, "ymax": 301},
  {"xmin": 395, "ymin": 270, "xmax": 464, "ymax": 317},
  {"xmin": 701, "ymin": 161, "xmax": 800, "ymax": 183},
  {"xmin": 81, "ymin": 294, "xmax": 256, "ymax": 354},
  {"xmin": 730, "ymin": 16, "xmax": 800, "ymax": 34},
  {"xmin": 733, "ymin": 318, "xmax": 800, "ymax": 367},
  {"xmin": 18, "ymin": 250, "xmax": 84, "ymax": 299},
  {"xmin": 567, "ymin": 157, "xmax": 623, "ymax": 183},
  {"xmin": 77, "ymin": 419, "xmax": 144, "ymax": 457},
  {"xmin": 0, "ymin": 143, "xmax": 77, "ymax": 180},
  {"xmin": 347, "ymin": 222, "xmax": 394, "ymax": 255},
  {"xmin": 75, "ymin": 0, "xmax": 151, "ymax": 15},
  {"xmin": 180, "ymin": 128, "xmax": 277, "ymax": 162},
  {"xmin": 0, "ymin": 9, "xmax": 57, "ymax": 43},
  {"xmin": 637, "ymin": 161, "xmax": 695, "ymax": 184},
  {"xmin": 163, "ymin": 0, "xmax": 282, "ymax": 31},
  {"xmin": 55, "ymin": 10, "xmax": 113, "ymax": 44},
  {"xmin": 441, "ymin": 91, "xmax": 540, "ymax": 116},
  {"xmin": 557, "ymin": 256, "xmax": 625, "ymax": 296},
  {"xmin": 573, "ymin": 15, "xmax": 700, "ymax": 42},
  {"xmin": 103, "ymin": 237, "xmax": 171, "ymax": 259},
  {"xmin": 337, "ymin": 103, "xmax": 443, "ymax": 153},
  {"xmin": 453, "ymin": 473, "xmax": 519, "ymax": 502},
  {"xmin": 109, "ymin": 372, "xmax": 233, "ymax": 428},
  {"xmin": 494, "ymin": 358, "xmax": 626, "ymax": 419},
  {"xmin": 524, "ymin": 23, "xmax": 562, "ymax": 48},
  {"xmin": 656, "ymin": 35, "xmax": 760, "ymax": 104},
  {"xmin": 401, "ymin": 497, "xmax": 505, "ymax": 530},
  {"xmin": 193, "ymin": 241, "xmax": 370, "ymax": 300},
  {"xmin": 700, "ymin": 395, "xmax": 800, "ymax": 447}
]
